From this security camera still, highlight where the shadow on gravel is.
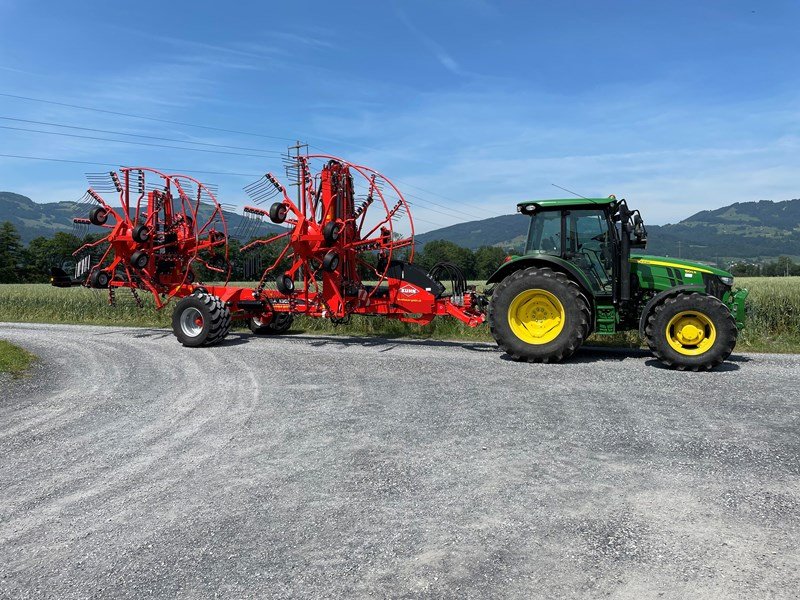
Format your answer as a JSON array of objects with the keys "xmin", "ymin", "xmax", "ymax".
[
  {"xmin": 283, "ymin": 334, "xmax": 498, "ymax": 353},
  {"xmin": 216, "ymin": 334, "xmax": 251, "ymax": 347},
  {"xmin": 498, "ymin": 345, "xmax": 651, "ymax": 364},
  {"xmin": 645, "ymin": 358, "xmax": 741, "ymax": 372}
]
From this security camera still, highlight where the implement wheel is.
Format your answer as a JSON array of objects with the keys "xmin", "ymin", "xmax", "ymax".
[
  {"xmin": 488, "ymin": 267, "xmax": 590, "ymax": 363},
  {"xmin": 645, "ymin": 292, "xmax": 737, "ymax": 371},
  {"xmin": 89, "ymin": 206, "xmax": 108, "ymax": 226},
  {"xmin": 172, "ymin": 292, "xmax": 232, "ymax": 347},
  {"xmin": 249, "ymin": 313, "xmax": 294, "ymax": 335}
]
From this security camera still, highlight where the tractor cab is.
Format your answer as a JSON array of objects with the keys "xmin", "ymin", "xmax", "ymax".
[{"xmin": 517, "ymin": 196, "xmax": 647, "ymax": 301}]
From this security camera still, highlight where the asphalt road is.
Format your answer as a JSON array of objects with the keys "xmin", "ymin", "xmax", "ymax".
[{"xmin": 1, "ymin": 323, "xmax": 799, "ymax": 599}]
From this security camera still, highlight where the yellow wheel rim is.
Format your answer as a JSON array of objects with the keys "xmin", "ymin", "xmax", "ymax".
[
  {"xmin": 508, "ymin": 289, "xmax": 565, "ymax": 345},
  {"xmin": 666, "ymin": 310, "xmax": 716, "ymax": 356}
]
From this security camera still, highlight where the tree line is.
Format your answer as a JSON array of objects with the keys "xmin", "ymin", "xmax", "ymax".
[
  {"xmin": 729, "ymin": 257, "xmax": 800, "ymax": 277},
  {"xmin": 0, "ymin": 221, "xmax": 510, "ymax": 284},
  {"xmin": 5, "ymin": 219, "xmax": 800, "ymax": 285}
]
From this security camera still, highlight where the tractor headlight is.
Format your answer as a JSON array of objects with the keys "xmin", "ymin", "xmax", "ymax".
[{"xmin": 719, "ymin": 275, "xmax": 734, "ymax": 286}]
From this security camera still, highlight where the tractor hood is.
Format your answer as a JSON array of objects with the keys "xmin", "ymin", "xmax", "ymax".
[{"xmin": 630, "ymin": 253, "xmax": 733, "ymax": 278}]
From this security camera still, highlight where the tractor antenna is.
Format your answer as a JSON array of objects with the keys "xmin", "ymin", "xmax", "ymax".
[{"xmin": 551, "ymin": 183, "xmax": 588, "ymax": 199}]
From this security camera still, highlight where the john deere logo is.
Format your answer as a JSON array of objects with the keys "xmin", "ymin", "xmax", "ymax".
[{"xmin": 399, "ymin": 286, "xmax": 418, "ymax": 296}]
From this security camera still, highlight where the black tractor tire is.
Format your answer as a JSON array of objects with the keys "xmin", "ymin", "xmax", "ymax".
[
  {"xmin": 90, "ymin": 269, "xmax": 110, "ymax": 288},
  {"xmin": 130, "ymin": 250, "xmax": 149, "ymax": 269},
  {"xmin": 488, "ymin": 267, "xmax": 591, "ymax": 363},
  {"xmin": 269, "ymin": 202, "xmax": 288, "ymax": 224},
  {"xmin": 323, "ymin": 221, "xmax": 341, "ymax": 245},
  {"xmin": 172, "ymin": 292, "xmax": 232, "ymax": 347},
  {"xmin": 322, "ymin": 251, "xmax": 339, "ymax": 272},
  {"xmin": 132, "ymin": 224, "xmax": 151, "ymax": 243},
  {"xmin": 644, "ymin": 292, "xmax": 737, "ymax": 371},
  {"xmin": 89, "ymin": 206, "xmax": 109, "ymax": 226},
  {"xmin": 276, "ymin": 274, "xmax": 295, "ymax": 295},
  {"xmin": 249, "ymin": 313, "xmax": 294, "ymax": 335}
]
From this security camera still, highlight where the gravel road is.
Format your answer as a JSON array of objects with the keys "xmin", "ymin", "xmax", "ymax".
[{"xmin": 1, "ymin": 323, "xmax": 799, "ymax": 599}]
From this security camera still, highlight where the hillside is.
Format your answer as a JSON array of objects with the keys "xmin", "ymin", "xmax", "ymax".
[
  {"xmin": 414, "ymin": 213, "xmax": 529, "ymax": 250},
  {"xmin": 645, "ymin": 200, "xmax": 800, "ymax": 261},
  {"xmin": 0, "ymin": 191, "xmax": 281, "ymax": 244},
  {"xmin": 415, "ymin": 199, "xmax": 800, "ymax": 262}
]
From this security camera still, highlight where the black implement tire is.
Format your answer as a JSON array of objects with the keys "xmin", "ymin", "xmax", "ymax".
[
  {"xmin": 644, "ymin": 292, "xmax": 737, "ymax": 371},
  {"xmin": 90, "ymin": 269, "xmax": 110, "ymax": 289},
  {"xmin": 322, "ymin": 251, "xmax": 339, "ymax": 272},
  {"xmin": 276, "ymin": 274, "xmax": 294, "ymax": 295},
  {"xmin": 89, "ymin": 206, "xmax": 108, "ymax": 226},
  {"xmin": 323, "ymin": 221, "xmax": 341, "ymax": 245},
  {"xmin": 132, "ymin": 224, "xmax": 150, "ymax": 243},
  {"xmin": 488, "ymin": 267, "xmax": 591, "ymax": 363},
  {"xmin": 130, "ymin": 250, "xmax": 149, "ymax": 269},
  {"xmin": 269, "ymin": 202, "xmax": 288, "ymax": 224},
  {"xmin": 172, "ymin": 292, "xmax": 232, "ymax": 347},
  {"xmin": 249, "ymin": 313, "xmax": 294, "ymax": 335}
]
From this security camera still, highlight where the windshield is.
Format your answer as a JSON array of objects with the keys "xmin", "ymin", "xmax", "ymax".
[{"xmin": 525, "ymin": 210, "xmax": 561, "ymax": 255}]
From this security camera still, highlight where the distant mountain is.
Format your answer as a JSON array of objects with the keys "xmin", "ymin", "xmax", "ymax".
[
  {"xmin": 414, "ymin": 199, "xmax": 800, "ymax": 262},
  {"xmin": 0, "ymin": 191, "xmax": 281, "ymax": 244},
  {"xmin": 645, "ymin": 200, "xmax": 800, "ymax": 261},
  {"xmin": 414, "ymin": 213, "xmax": 529, "ymax": 250}
]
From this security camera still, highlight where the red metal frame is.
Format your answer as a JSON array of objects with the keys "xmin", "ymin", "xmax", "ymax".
[
  {"xmin": 73, "ymin": 167, "xmax": 229, "ymax": 308},
  {"xmin": 72, "ymin": 155, "xmax": 485, "ymax": 329}
]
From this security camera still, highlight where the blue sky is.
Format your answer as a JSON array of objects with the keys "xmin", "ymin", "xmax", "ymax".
[{"xmin": 1, "ymin": 0, "xmax": 798, "ymax": 232}]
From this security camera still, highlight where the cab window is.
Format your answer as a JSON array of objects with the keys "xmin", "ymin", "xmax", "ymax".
[{"xmin": 525, "ymin": 210, "xmax": 561, "ymax": 255}]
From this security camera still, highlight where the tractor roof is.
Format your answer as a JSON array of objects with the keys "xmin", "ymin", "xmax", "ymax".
[{"xmin": 517, "ymin": 197, "xmax": 617, "ymax": 211}]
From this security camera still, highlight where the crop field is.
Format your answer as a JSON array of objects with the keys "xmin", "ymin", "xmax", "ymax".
[{"xmin": 0, "ymin": 277, "xmax": 798, "ymax": 352}]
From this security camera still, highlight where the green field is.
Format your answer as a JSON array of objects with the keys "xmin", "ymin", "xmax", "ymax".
[
  {"xmin": 0, "ymin": 339, "xmax": 36, "ymax": 378},
  {"xmin": 0, "ymin": 277, "xmax": 798, "ymax": 352}
]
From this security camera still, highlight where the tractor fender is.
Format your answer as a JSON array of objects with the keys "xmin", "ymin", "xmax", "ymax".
[
  {"xmin": 638, "ymin": 285, "xmax": 706, "ymax": 338},
  {"xmin": 486, "ymin": 255, "xmax": 595, "ymax": 299}
]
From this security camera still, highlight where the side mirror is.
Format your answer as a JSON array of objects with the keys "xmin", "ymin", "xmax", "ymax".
[{"xmin": 633, "ymin": 213, "xmax": 645, "ymax": 238}]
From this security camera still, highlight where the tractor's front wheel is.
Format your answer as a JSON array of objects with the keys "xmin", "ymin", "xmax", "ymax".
[
  {"xmin": 172, "ymin": 292, "xmax": 232, "ymax": 347},
  {"xmin": 645, "ymin": 293, "xmax": 737, "ymax": 371},
  {"xmin": 488, "ymin": 267, "xmax": 591, "ymax": 363},
  {"xmin": 249, "ymin": 313, "xmax": 294, "ymax": 335}
]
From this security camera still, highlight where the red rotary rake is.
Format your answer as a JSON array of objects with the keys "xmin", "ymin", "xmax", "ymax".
[
  {"xmin": 53, "ymin": 152, "xmax": 485, "ymax": 346},
  {"xmin": 54, "ymin": 167, "xmax": 230, "ymax": 309}
]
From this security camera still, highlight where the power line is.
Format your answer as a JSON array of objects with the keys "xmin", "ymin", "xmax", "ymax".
[
  {"xmin": 0, "ymin": 124, "xmax": 280, "ymax": 159},
  {"xmin": 308, "ymin": 142, "xmax": 504, "ymax": 216},
  {"xmin": 395, "ymin": 178, "xmax": 502, "ymax": 216},
  {"xmin": 0, "ymin": 153, "xmax": 260, "ymax": 177},
  {"xmin": 403, "ymin": 191, "xmax": 485, "ymax": 221},
  {"xmin": 0, "ymin": 92, "xmax": 297, "ymax": 143},
  {"xmin": 0, "ymin": 116, "xmax": 285, "ymax": 155},
  {"xmin": 0, "ymin": 152, "xmax": 452, "ymax": 229},
  {"xmin": 1, "ymin": 93, "xmax": 509, "ymax": 221}
]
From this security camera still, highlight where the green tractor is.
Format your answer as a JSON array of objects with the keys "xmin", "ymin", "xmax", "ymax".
[{"xmin": 485, "ymin": 196, "xmax": 748, "ymax": 370}]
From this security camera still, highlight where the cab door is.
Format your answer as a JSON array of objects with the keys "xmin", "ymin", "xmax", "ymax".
[{"xmin": 564, "ymin": 208, "xmax": 616, "ymax": 294}]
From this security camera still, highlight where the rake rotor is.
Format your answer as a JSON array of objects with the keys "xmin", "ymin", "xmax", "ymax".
[{"xmin": 69, "ymin": 167, "xmax": 229, "ymax": 308}]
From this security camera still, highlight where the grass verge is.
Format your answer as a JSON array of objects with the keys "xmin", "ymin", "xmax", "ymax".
[
  {"xmin": 0, "ymin": 278, "xmax": 798, "ymax": 353},
  {"xmin": 0, "ymin": 339, "xmax": 36, "ymax": 378}
]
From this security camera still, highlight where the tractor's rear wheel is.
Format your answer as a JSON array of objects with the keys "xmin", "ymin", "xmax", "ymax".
[
  {"xmin": 172, "ymin": 292, "xmax": 232, "ymax": 347},
  {"xmin": 249, "ymin": 313, "xmax": 294, "ymax": 335},
  {"xmin": 488, "ymin": 267, "xmax": 591, "ymax": 363},
  {"xmin": 645, "ymin": 292, "xmax": 736, "ymax": 371}
]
